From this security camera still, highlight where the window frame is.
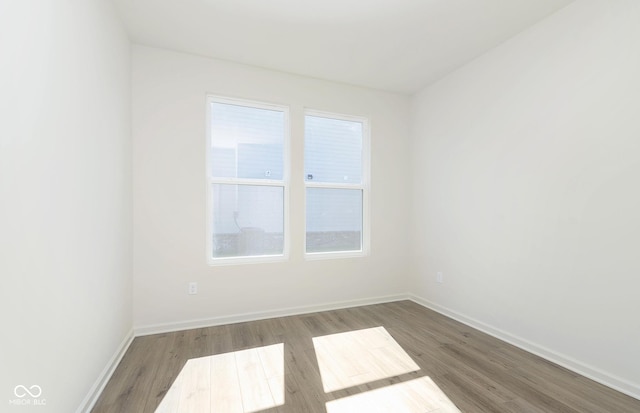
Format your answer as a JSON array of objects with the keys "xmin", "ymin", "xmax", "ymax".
[
  {"xmin": 303, "ymin": 109, "xmax": 371, "ymax": 260},
  {"xmin": 206, "ymin": 95, "xmax": 290, "ymax": 266}
]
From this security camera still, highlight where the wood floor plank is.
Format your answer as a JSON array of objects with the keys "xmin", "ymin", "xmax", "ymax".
[
  {"xmin": 92, "ymin": 301, "xmax": 640, "ymax": 413},
  {"xmin": 177, "ymin": 357, "xmax": 210, "ymax": 413},
  {"xmin": 235, "ymin": 347, "xmax": 276, "ymax": 412},
  {"xmin": 325, "ymin": 376, "xmax": 460, "ymax": 413},
  {"xmin": 210, "ymin": 352, "xmax": 243, "ymax": 413},
  {"xmin": 153, "ymin": 360, "xmax": 183, "ymax": 413}
]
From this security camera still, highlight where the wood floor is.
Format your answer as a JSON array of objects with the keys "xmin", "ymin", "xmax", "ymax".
[{"xmin": 92, "ymin": 301, "xmax": 640, "ymax": 412}]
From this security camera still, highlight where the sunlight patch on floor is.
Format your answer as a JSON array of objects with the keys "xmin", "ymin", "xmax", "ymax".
[
  {"xmin": 155, "ymin": 343, "xmax": 284, "ymax": 413},
  {"xmin": 312, "ymin": 326, "xmax": 420, "ymax": 393},
  {"xmin": 325, "ymin": 376, "xmax": 461, "ymax": 413}
]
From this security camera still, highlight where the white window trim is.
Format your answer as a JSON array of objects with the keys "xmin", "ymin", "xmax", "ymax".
[
  {"xmin": 303, "ymin": 109, "xmax": 371, "ymax": 260},
  {"xmin": 206, "ymin": 95, "xmax": 290, "ymax": 266}
]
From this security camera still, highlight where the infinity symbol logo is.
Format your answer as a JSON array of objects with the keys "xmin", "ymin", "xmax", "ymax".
[{"xmin": 14, "ymin": 385, "xmax": 42, "ymax": 398}]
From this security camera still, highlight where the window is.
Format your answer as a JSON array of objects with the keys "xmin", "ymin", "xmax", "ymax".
[
  {"xmin": 207, "ymin": 97, "xmax": 289, "ymax": 263},
  {"xmin": 304, "ymin": 111, "xmax": 369, "ymax": 256}
]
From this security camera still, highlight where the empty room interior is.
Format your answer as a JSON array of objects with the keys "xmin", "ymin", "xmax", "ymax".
[{"xmin": 3, "ymin": 0, "xmax": 640, "ymax": 412}]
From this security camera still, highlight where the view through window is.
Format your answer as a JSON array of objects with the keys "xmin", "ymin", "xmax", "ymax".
[
  {"xmin": 207, "ymin": 97, "xmax": 288, "ymax": 262},
  {"xmin": 304, "ymin": 112, "xmax": 369, "ymax": 255}
]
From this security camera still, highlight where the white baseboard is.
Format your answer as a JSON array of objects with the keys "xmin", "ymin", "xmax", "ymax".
[
  {"xmin": 135, "ymin": 293, "xmax": 409, "ymax": 336},
  {"xmin": 76, "ymin": 329, "xmax": 135, "ymax": 413},
  {"xmin": 408, "ymin": 294, "xmax": 640, "ymax": 401}
]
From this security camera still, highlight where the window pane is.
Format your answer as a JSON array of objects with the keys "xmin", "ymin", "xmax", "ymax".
[
  {"xmin": 304, "ymin": 115, "xmax": 362, "ymax": 184},
  {"xmin": 211, "ymin": 102, "xmax": 284, "ymax": 180},
  {"xmin": 306, "ymin": 188, "xmax": 362, "ymax": 253},
  {"xmin": 212, "ymin": 184, "xmax": 284, "ymax": 258}
]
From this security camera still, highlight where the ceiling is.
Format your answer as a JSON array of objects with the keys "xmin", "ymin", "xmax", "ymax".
[{"xmin": 113, "ymin": 0, "xmax": 573, "ymax": 94}]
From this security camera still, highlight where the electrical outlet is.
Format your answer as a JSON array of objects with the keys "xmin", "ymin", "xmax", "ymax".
[
  {"xmin": 188, "ymin": 282, "xmax": 198, "ymax": 295},
  {"xmin": 436, "ymin": 272, "xmax": 443, "ymax": 284}
]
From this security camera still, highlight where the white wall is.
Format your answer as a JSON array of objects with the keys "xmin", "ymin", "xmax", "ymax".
[
  {"xmin": 132, "ymin": 46, "xmax": 411, "ymax": 329},
  {"xmin": 0, "ymin": 1, "xmax": 132, "ymax": 412},
  {"xmin": 410, "ymin": 0, "xmax": 640, "ymax": 397}
]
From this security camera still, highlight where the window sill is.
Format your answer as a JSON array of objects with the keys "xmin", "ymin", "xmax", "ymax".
[
  {"xmin": 304, "ymin": 250, "xmax": 368, "ymax": 261},
  {"xmin": 207, "ymin": 254, "xmax": 288, "ymax": 266}
]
